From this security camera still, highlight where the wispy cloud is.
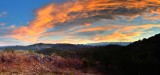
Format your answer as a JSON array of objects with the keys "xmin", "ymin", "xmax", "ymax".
[
  {"xmin": 92, "ymin": 24, "xmax": 160, "ymax": 42},
  {"xmin": 0, "ymin": 22, "xmax": 6, "ymax": 26},
  {"xmin": 38, "ymin": 24, "xmax": 160, "ymax": 43},
  {"xmin": 94, "ymin": 31, "xmax": 142, "ymax": 42},
  {"xmin": 0, "ymin": 11, "xmax": 7, "ymax": 17}
]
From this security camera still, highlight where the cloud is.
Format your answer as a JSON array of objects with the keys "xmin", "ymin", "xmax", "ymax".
[
  {"xmin": 38, "ymin": 36, "xmax": 93, "ymax": 44},
  {"xmin": 118, "ymin": 24, "xmax": 160, "ymax": 32},
  {"xmin": 0, "ymin": 25, "xmax": 16, "ymax": 40},
  {"xmin": 0, "ymin": 25, "xmax": 16, "ymax": 30},
  {"xmin": 76, "ymin": 24, "xmax": 160, "ymax": 33},
  {"xmin": 0, "ymin": 37, "xmax": 30, "ymax": 46},
  {"xmin": 84, "ymin": 23, "xmax": 91, "ymax": 26},
  {"xmin": 11, "ymin": 0, "xmax": 160, "ymax": 42},
  {"xmin": 76, "ymin": 25, "xmax": 120, "ymax": 32},
  {"xmin": 39, "ymin": 24, "xmax": 160, "ymax": 43},
  {"xmin": 0, "ymin": 22, "xmax": 6, "ymax": 26},
  {"xmin": 143, "ymin": 9, "xmax": 160, "ymax": 21},
  {"xmin": 9, "ymin": 25, "xmax": 16, "ymax": 29},
  {"xmin": 92, "ymin": 24, "xmax": 160, "ymax": 42},
  {"xmin": 0, "ymin": 11, "xmax": 7, "ymax": 17},
  {"xmin": 94, "ymin": 31, "xmax": 142, "ymax": 42}
]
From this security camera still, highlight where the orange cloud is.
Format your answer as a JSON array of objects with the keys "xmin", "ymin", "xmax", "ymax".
[
  {"xmin": 11, "ymin": 0, "xmax": 160, "ymax": 42},
  {"xmin": 77, "ymin": 24, "xmax": 160, "ymax": 33},
  {"xmin": 118, "ymin": 24, "xmax": 160, "ymax": 32},
  {"xmin": 84, "ymin": 23, "xmax": 91, "ymax": 26},
  {"xmin": 94, "ymin": 31, "xmax": 142, "ymax": 42},
  {"xmin": 11, "ymin": 4, "xmax": 54, "ymax": 42},
  {"xmin": 143, "ymin": 9, "xmax": 160, "ymax": 21},
  {"xmin": 38, "ymin": 36, "xmax": 93, "ymax": 44},
  {"xmin": 76, "ymin": 25, "xmax": 120, "ymax": 32},
  {"xmin": 93, "ymin": 24, "xmax": 160, "ymax": 42}
]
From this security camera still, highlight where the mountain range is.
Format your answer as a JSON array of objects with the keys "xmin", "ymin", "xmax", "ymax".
[{"xmin": 0, "ymin": 42, "xmax": 131, "ymax": 51}]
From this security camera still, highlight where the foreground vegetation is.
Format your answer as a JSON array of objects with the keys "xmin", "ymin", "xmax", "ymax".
[{"xmin": 0, "ymin": 50, "xmax": 103, "ymax": 75}]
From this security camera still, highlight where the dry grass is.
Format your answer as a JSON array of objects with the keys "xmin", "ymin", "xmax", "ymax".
[{"xmin": 0, "ymin": 51, "xmax": 103, "ymax": 75}]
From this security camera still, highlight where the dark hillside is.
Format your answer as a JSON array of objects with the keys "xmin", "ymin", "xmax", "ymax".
[
  {"xmin": 116, "ymin": 34, "xmax": 160, "ymax": 75},
  {"xmin": 36, "ymin": 33, "xmax": 160, "ymax": 75}
]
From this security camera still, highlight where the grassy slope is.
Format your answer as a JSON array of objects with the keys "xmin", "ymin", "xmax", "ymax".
[{"xmin": 0, "ymin": 50, "xmax": 103, "ymax": 75}]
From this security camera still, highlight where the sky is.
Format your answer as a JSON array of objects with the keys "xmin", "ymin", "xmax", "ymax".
[{"xmin": 0, "ymin": 0, "xmax": 160, "ymax": 46}]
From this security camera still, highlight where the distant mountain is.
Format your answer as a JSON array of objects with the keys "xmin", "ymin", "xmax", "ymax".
[
  {"xmin": 0, "ymin": 43, "xmax": 54, "ymax": 50},
  {"xmin": 0, "ymin": 45, "xmax": 26, "ymax": 50},
  {"xmin": 0, "ymin": 43, "xmax": 92, "ymax": 51},
  {"xmin": 27, "ymin": 43, "xmax": 55, "ymax": 50},
  {"xmin": 49, "ymin": 44, "xmax": 91, "ymax": 50},
  {"xmin": 87, "ymin": 42, "xmax": 132, "ymax": 46},
  {"xmin": 0, "ymin": 42, "xmax": 131, "ymax": 51}
]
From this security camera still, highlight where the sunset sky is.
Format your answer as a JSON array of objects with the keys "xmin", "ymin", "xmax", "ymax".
[{"xmin": 0, "ymin": 0, "xmax": 160, "ymax": 46}]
